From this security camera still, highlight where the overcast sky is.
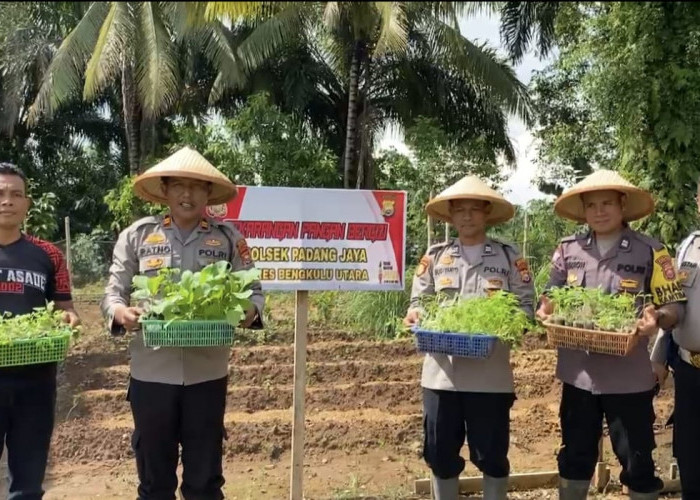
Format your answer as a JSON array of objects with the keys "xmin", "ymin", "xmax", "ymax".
[{"xmin": 378, "ymin": 11, "xmax": 555, "ymax": 206}]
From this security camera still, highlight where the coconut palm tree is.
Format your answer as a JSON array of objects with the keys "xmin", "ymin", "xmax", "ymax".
[
  {"xmin": 203, "ymin": 2, "xmax": 533, "ymax": 188},
  {"xmin": 26, "ymin": 1, "xmax": 261, "ymax": 174}
]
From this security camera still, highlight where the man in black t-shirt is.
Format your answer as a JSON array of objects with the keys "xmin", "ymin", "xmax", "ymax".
[{"xmin": 0, "ymin": 163, "xmax": 80, "ymax": 500}]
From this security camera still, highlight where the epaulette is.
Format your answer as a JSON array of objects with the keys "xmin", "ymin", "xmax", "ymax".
[
  {"xmin": 128, "ymin": 215, "xmax": 161, "ymax": 231},
  {"xmin": 426, "ymin": 239, "xmax": 452, "ymax": 256},
  {"xmin": 560, "ymin": 233, "xmax": 586, "ymax": 244},
  {"xmin": 490, "ymin": 237, "xmax": 520, "ymax": 255},
  {"xmin": 211, "ymin": 219, "xmax": 243, "ymax": 238},
  {"xmin": 628, "ymin": 230, "xmax": 665, "ymax": 251}
]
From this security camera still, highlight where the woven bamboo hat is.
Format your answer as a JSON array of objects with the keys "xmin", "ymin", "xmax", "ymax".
[
  {"xmin": 133, "ymin": 147, "xmax": 237, "ymax": 205},
  {"xmin": 554, "ymin": 169, "xmax": 654, "ymax": 223},
  {"xmin": 425, "ymin": 175, "xmax": 515, "ymax": 224}
]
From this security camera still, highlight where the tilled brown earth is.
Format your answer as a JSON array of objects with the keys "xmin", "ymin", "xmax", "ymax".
[{"xmin": 29, "ymin": 305, "xmax": 681, "ymax": 499}]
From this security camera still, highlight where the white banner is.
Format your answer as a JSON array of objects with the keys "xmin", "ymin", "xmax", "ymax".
[{"xmin": 207, "ymin": 186, "xmax": 407, "ymax": 291}]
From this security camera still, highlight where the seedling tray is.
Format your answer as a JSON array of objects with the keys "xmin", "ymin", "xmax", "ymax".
[
  {"xmin": 544, "ymin": 322, "xmax": 638, "ymax": 356},
  {"xmin": 411, "ymin": 327, "xmax": 497, "ymax": 359},
  {"xmin": 141, "ymin": 320, "xmax": 234, "ymax": 348},
  {"xmin": 0, "ymin": 332, "xmax": 71, "ymax": 367}
]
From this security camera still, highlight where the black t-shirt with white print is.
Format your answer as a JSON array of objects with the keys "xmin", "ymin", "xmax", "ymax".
[{"xmin": 0, "ymin": 234, "xmax": 72, "ymax": 380}]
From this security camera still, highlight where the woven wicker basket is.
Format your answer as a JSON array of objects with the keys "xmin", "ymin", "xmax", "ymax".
[{"xmin": 544, "ymin": 322, "xmax": 639, "ymax": 356}]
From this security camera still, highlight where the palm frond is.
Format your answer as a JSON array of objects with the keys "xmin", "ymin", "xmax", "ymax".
[
  {"xmin": 202, "ymin": 2, "xmax": 266, "ymax": 22},
  {"xmin": 499, "ymin": 1, "xmax": 559, "ymax": 63},
  {"xmin": 315, "ymin": 28, "xmax": 349, "ymax": 81},
  {"xmin": 370, "ymin": 53, "xmax": 516, "ymax": 163},
  {"xmin": 236, "ymin": 3, "xmax": 308, "ymax": 72},
  {"xmin": 84, "ymin": 2, "xmax": 131, "ymax": 102},
  {"xmin": 136, "ymin": 2, "xmax": 180, "ymax": 117},
  {"xmin": 420, "ymin": 17, "xmax": 532, "ymax": 124},
  {"xmin": 28, "ymin": 2, "xmax": 111, "ymax": 124},
  {"xmin": 203, "ymin": 23, "xmax": 249, "ymax": 103},
  {"xmin": 323, "ymin": 2, "xmax": 341, "ymax": 29},
  {"xmin": 374, "ymin": 2, "xmax": 408, "ymax": 56}
]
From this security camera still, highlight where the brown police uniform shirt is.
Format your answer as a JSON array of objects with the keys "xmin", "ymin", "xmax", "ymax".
[
  {"xmin": 101, "ymin": 214, "xmax": 265, "ymax": 386},
  {"xmin": 410, "ymin": 238, "xmax": 535, "ymax": 393},
  {"xmin": 547, "ymin": 227, "xmax": 685, "ymax": 394}
]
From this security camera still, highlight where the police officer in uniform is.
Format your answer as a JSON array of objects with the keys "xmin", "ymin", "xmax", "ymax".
[
  {"xmin": 403, "ymin": 176, "xmax": 535, "ymax": 500},
  {"xmin": 101, "ymin": 147, "xmax": 264, "ymax": 500},
  {"xmin": 651, "ymin": 176, "xmax": 700, "ymax": 499},
  {"xmin": 536, "ymin": 170, "xmax": 686, "ymax": 500}
]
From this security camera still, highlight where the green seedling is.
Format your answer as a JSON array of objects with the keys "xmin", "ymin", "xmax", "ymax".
[
  {"xmin": 419, "ymin": 290, "xmax": 535, "ymax": 347},
  {"xmin": 0, "ymin": 301, "xmax": 75, "ymax": 346},
  {"xmin": 547, "ymin": 286, "xmax": 644, "ymax": 333},
  {"xmin": 132, "ymin": 260, "xmax": 261, "ymax": 327}
]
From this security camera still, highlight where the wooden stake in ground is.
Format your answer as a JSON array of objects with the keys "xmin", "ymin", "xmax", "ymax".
[
  {"xmin": 290, "ymin": 290, "xmax": 309, "ymax": 500},
  {"xmin": 64, "ymin": 216, "xmax": 72, "ymax": 286}
]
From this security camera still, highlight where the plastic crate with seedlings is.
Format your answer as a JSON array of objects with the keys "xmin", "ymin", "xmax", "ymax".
[
  {"xmin": 0, "ymin": 302, "xmax": 76, "ymax": 367},
  {"xmin": 544, "ymin": 286, "xmax": 645, "ymax": 356},
  {"xmin": 133, "ymin": 260, "xmax": 260, "ymax": 348},
  {"xmin": 412, "ymin": 290, "xmax": 534, "ymax": 359}
]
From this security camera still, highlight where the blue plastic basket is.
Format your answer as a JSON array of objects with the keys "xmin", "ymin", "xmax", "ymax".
[{"xmin": 411, "ymin": 327, "xmax": 498, "ymax": 358}]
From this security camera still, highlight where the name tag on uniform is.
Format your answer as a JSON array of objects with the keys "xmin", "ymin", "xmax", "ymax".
[
  {"xmin": 435, "ymin": 265, "xmax": 459, "ymax": 290},
  {"xmin": 197, "ymin": 246, "xmax": 230, "ymax": 267}
]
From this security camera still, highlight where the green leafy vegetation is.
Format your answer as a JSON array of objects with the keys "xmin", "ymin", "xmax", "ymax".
[
  {"xmin": 420, "ymin": 291, "xmax": 534, "ymax": 347},
  {"xmin": 132, "ymin": 260, "xmax": 260, "ymax": 326},
  {"xmin": 0, "ymin": 302, "xmax": 73, "ymax": 344},
  {"xmin": 546, "ymin": 286, "xmax": 644, "ymax": 333}
]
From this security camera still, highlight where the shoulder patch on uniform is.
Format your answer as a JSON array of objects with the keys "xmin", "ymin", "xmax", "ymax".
[
  {"xmin": 514, "ymin": 257, "xmax": 532, "ymax": 283},
  {"xmin": 236, "ymin": 238, "xmax": 252, "ymax": 265},
  {"xmin": 415, "ymin": 256, "xmax": 431, "ymax": 277},
  {"xmin": 650, "ymin": 246, "xmax": 686, "ymax": 305}
]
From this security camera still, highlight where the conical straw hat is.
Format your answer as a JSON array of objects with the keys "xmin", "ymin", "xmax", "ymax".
[
  {"xmin": 425, "ymin": 176, "xmax": 515, "ymax": 224},
  {"xmin": 554, "ymin": 169, "xmax": 654, "ymax": 223},
  {"xmin": 133, "ymin": 147, "xmax": 237, "ymax": 205}
]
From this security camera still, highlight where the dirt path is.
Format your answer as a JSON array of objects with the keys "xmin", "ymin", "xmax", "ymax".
[{"xmin": 13, "ymin": 304, "xmax": 681, "ymax": 499}]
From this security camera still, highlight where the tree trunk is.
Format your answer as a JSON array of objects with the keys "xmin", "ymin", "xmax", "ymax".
[
  {"xmin": 140, "ymin": 116, "xmax": 156, "ymax": 167},
  {"xmin": 355, "ymin": 115, "xmax": 374, "ymax": 189},
  {"xmin": 121, "ymin": 54, "xmax": 141, "ymax": 175},
  {"xmin": 343, "ymin": 40, "xmax": 363, "ymax": 189}
]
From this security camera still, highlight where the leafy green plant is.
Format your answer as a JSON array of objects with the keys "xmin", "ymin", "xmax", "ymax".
[
  {"xmin": 547, "ymin": 286, "xmax": 644, "ymax": 333},
  {"xmin": 312, "ymin": 291, "xmax": 338, "ymax": 324},
  {"xmin": 70, "ymin": 230, "xmax": 110, "ymax": 287},
  {"xmin": 0, "ymin": 302, "xmax": 74, "ymax": 344},
  {"xmin": 132, "ymin": 261, "xmax": 260, "ymax": 327},
  {"xmin": 103, "ymin": 176, "xmax": 164, "ymax": 233},
  {"xmin": 24, "ymin": 180, "xmax": 58, "ymax": 240},
  {"xmin": 419, "ymin": 291, "xmax": 534, "ymax": 347}
]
